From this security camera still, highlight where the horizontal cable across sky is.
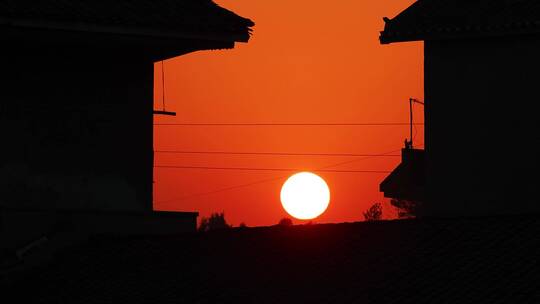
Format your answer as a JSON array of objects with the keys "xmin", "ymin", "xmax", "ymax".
[
  {"xmin": 153, "ymin": 145, "xmax": 416, "ymax": 203},
  {"xmin": 154, "ymin": 150, "xmax": 401, "ymax": 157},
  {"xmin": 154, "ymin": 122, "xmax": 425, "ymax": 126},
  {"xmin": 154, "ymin": 165, "xmax": 391, "ymax": 173}
]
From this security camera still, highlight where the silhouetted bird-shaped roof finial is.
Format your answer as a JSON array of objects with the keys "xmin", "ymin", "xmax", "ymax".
[{"xmin": 404, "ymin": 138, "xmax": 412, "ymax": 150}]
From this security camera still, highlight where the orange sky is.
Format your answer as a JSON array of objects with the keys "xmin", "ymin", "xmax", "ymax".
[{"xmin": 153, "ymin": 0, "xmax": 423, "ymax": 227}]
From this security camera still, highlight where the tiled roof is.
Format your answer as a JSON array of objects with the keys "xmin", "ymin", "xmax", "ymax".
[
  {"xmin": 0, "ymin": 0, "xmax": 254, "ymax": 42},
  {"xmin": 380, "ymin": 0, "xmax": 540, "ymax": 44},
  {"xmin": 5, "ymin": 215, "xmax": 540, "ymax": 303}
]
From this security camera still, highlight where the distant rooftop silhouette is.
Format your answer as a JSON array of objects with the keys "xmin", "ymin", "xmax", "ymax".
[{"xmin": 380, "ymin": 0, "xmax": 540, "ymax": 44}]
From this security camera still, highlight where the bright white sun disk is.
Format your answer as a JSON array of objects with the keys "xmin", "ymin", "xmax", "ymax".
[{"xmin": 280, "ymin": 172, "xmax": 330, "ymax": 220}]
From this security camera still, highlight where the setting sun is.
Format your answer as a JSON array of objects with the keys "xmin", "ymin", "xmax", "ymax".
[{"xmin": 280, "ymin": 172, "xmax": 330, "ymax": 220}]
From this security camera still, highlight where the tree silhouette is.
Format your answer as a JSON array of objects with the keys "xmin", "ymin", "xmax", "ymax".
[
  {"xmin": 277, "ymin": 217, "xmax": 293, "ymax": 226},
  {"xmin": 390, "ymin": 199, "xmax": 420, "ymax": 219},
  {"xmin": 198, "ymin": 212, "xmax": 231, "ymax": 232},
  {"xmin": 363, "ymin": 202, "xmax": 383, "ymax": 221}
]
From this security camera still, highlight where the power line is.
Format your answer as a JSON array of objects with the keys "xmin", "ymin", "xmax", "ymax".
[
  {"xmin": 154, "ymin": 149, "xmax": 397, "ymax": 204},
  {"xmin": 154, "ymin": 165, "xmax": 391, "ymax": 173},
  {"xmin": 154, "ymin": 150, "xmax": 400, "ymax": 157},
  {"xmin": 154, "ymin": 144, "xmax": 421, "ymax": 204},
  {"xmin": 157, "ymin": 176, "xmax": 285, "ymax": 205},
  {"xmin": 319, "ymin": 143, "xmax": 423, "ymax": 169},
  {"xmin": 154, "ymin": 123, "xmax": 424, "ymax": 126}
]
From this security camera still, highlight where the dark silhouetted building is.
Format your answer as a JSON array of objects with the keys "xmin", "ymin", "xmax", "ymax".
[
  {"xmin": 380, "ymin": 148, "xmax": 425, "ymax": 204},
  {"xmin": 379, "ymin": 0, "xmax": 540, "ymax": 216},
  {"xmin": 0, "ymin": 0, "xmax": 253, "ymax": 270}
]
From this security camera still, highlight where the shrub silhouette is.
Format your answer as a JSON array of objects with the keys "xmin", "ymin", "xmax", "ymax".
[
  {"xmin": 199, "ymin": 212, "xmax": 231, "ymax": 232},
  {"xmin": 277, "ymin": 217, "xmax": 293, "ymax": 226},
  {"xmin": 363, "ymin": 202, "xmax": 383, "ymax": 221}
]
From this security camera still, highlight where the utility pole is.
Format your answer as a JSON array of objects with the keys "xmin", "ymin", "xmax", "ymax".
[
  {"xmin": 406, "ymin": 98, "xmax": 424, "ymax": 149},
  {"xmin": 153, "ymin": 60, "xmax": 176, "ymax": 116}
]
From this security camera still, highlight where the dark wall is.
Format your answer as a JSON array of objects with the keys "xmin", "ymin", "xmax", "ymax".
[
  {"xmin": 424, "ymin": 35, "xmax": 540, "ymax": 216},
  {"xmin": 0, "ymin": 42, "xmax": 154, "ymax": 211},
  {"xmin": 0, "ymin": 209, "xmax": 197, "ymax": 273},
  {"xmin": 1, "ymin": 209, "xmax": 197, "ymax": 252}
]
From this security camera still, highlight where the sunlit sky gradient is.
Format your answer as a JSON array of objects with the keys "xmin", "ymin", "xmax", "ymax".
[{"xmin": 153, "ymin": 0, "xmax": 423, "ymax": 226}]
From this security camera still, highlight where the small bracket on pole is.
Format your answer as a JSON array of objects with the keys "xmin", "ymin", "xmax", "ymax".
[{"xmin": 153, "ymin": 110, "xmax": 176, "ymax": 116}]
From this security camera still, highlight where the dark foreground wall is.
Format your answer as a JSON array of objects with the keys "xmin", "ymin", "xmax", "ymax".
[
  {"xmin": 0, "ymin": 41, "xmax": 153, "ymax": 211},
  {"xmin": 1, "ymin": 208, "xmax": 198, "ymax": 274},
  {"xmin": 424, "ymin": 35, "xmax": 540, "ymax": 216}
]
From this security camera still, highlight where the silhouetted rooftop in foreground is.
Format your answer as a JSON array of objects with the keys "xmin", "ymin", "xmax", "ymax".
[
  {"xmin": 0, "ymin": 0, "xmax": 254, "ymax": 41},
  {"xmin": 5, "ymin": 216, "xmax": 540, "ymax": 303},
  {"xmin": 380, "ymin": 0, "xmax": 540, "ymax": 44}
]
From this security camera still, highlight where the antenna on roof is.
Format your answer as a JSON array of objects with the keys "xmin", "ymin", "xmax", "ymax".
[
  {"xmin": 153, "ymin": 60, "xmax": 176, "ymax": 116},
  {"xmin": 405, "ymin": 97, "xmax": 424, "ymax": 149}
]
